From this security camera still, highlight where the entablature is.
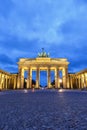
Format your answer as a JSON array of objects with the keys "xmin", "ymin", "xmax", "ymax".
[{"xmin": 18, "ymin": 58, "xmax": 69, "ymax": 65}]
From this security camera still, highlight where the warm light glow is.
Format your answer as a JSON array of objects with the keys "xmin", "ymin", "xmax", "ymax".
[
  {"xmin": 25, "ymin": 79, "xmax": 27, "ymax": 83},
  {"xmin": 59, "ymin": 79, "xmax": 62, "ymax": 83},
  {"xmin": 41, "ymin": 87, "xmax": 44, "ymax": 90},
  {"xmin": 24, "ymin": 89, "xmax": 28, "ymax": 93},
  {"xmin": 58, "ymin": 89, "xmax": 63, "ymax": 92},
  {"xmin": 82, "ymin": 75, "xmax": 84, "ymax": 78}
]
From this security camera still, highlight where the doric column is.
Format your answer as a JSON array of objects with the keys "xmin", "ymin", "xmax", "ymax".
[
  {"xmin": 30, "ymin": 68, "xmax": 32, "ymax": 88},
  {"xmin": 18, "ymin": 67, "xmax": 24, "ymax": 89},
  {"xmin": 68, "ymin": 75, "xmax": 70, "ymax": 88},
  {"xmin": 55, "ymin": 68, "xmax": 60, "ymax": 88},
  {"xmin": 27, "ymin": 68, "xmax": 30, "ymax": 89},
  {"xmin": 3, "ymin": 74, "xmax": 6, "ymax": 89},
  {"xmin": 8, "ymin": 77, "xmax": 10, "ymax": 89},
  {"xmin": 13, "ymin": 77, "xmax": 17, "ymax": 89},
  {"xmin": 57, "ymin": 68, "xmax": 60, "ymax": 88},
  {"xmin": 62, "ymin": 67, "xmax": 68, "ymax": 89},
  {"xmin": 10, "ymin": 77, "xmax": 12, "ymax": 89},
  {"xmin": 6, "ymin": 76, "xmax": 8, "ymax": 89},
  {"xmin": 36, "ymin": 67, "xmax": 40, "ymax": 89},
  {"xmin": 71, "ymin": 77, "xmax": 73, "ymax": 89},
  {"xmin": 69, "ymin": 76, "xmax": 71, "ymax": 89},
  {"xmin": 21, "ymin": 69, "xmax": 24, "ymax": 89},
  {"xmin": 17, "ymin": 67, "xmax": 21, "ymax": 89},
  {"xmin": 80, "ymin": 75, "xmax": 83, "ymax": 89},
  {"xmin": 55, "ymin": 68, "xmax": 57, "ymax": 88},
  {"xmin": 78, "ymin": 76, "xmax": 81, "ymax": 89},
  {"xmin": 15, "ymin": 76, "xmax": 17, "ymax": 89},
  {"xmin": 75, "ymin": 76, "xmax": 78, "ymax": 88},
  {"xmin": 72, "ymin": 77, "xmax": 74, "ymax": 89},
  {"xmin": 0, "ymin": 73, "xmax": 2, "ymax": 90},
  {"xmin": 82, "ymin": 74, "xmax": 84, "ymax": 88},
  {"xmin": 2, "ymin": 74, "xmax": 5, "ymax": 89},
  {"xmin": 47, "ymin": 67, "xmax": 51, "ymax": 88},
  {"xmin": 85, "ymin": 73, "xmax": 87, "ymax": 88},
  {"xmin": 70, "ymin": 77, "xmax": 73, "ymax": 89},
  {"xmin": 13, "ymin": 78, "xmax": 14, "ymax": 88},
  {"xmin": 80, "ymin": 75, "xmax": 81, "ymax": 89},
  {"xmin": 27, "ymin": 68, "xmax": 32, "ymax": 89},
  {"xmin": 84, "ymin": 74, "xmax": 86, "ymax": 88}
]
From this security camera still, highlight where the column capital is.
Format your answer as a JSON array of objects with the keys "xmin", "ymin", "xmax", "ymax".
[
  {"xmin": 36, "ymin": 67, "xmax": 40, "ymax": 70},
  {"xmin": 18, "ymin": 66, "xmax": 22, "ymax": 70},
  {"xmin": 55, "ymin": 66, "xmax": 59, "ymax": 69}
]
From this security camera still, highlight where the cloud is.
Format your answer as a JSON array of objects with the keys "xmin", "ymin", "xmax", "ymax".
[
  {"xmin": 0, "ymin": 54, "xmax": 14, "ymax": 65},
  {"xmin": 0, "ymin": 0, "xmax": 77, "ymax": 44},
  {"xmin": 4, "ymin": 65, "xmax": 18, "ymax": 73},
  {"xmin": 0, "ymin": 0, "xmax": 14, "ymax": 18},
  {"xmin": 74, "ymin": 0, "xmax": 87, "ymax": 5},
  {"xmin": 0, "ymin": 53, "xmax": 17, "ymax": 73},
  {"xmin": 0, "ymin": 0, "xmax": 86, "ymax": 48},
  {"xmin": 0, "ymin": 0, "xmax": 87, "ymax": 74}
]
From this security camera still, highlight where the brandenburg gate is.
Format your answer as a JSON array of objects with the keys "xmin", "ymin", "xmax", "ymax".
[
  {"xmin": 17, "ymin": 50, "xmax": 69, "ymax": 89},
  {"xmin": 0, "ymin": 49, "xmax": 87, "ymax": 90}
]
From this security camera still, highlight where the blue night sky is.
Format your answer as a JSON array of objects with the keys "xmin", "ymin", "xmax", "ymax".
[{"xmin": 0, "ymin": 0, "xmax": 87, "ymax": 74}]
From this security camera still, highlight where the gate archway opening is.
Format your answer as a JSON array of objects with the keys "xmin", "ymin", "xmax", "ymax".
[{"xmin": 40, "ymin": 70, "xmax": 47, "ymax": 88}]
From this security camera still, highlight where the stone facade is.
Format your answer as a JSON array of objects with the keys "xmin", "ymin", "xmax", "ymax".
[
  {"xmin": 0, "ymin": 69, "xmax": 18, "ymax": 90},
  {"xmin": 0, "ymin": 53, "xmax": 87, "ymax": 90},
  {"xmin": 17, "ymin": 57, "xmax": 69, "ymax": 89},
  {"xmin": 68, "ymin": 69, "xmax": 87, "ymax": 89}
]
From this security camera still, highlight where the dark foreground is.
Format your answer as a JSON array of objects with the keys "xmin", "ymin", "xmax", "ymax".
[{"xmin": 0, "ymin": 89, "xmax": 87, "ymax": 130}]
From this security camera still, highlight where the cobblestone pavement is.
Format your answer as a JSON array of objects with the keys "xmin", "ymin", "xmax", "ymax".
[{"xmin": 0, "ymin": 89, "xmax": 87, "ymax": 130}]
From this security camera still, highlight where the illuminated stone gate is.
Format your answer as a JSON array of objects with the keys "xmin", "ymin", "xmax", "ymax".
[
  {"xmin": 17, "ymin": 50, "xmax": 69, "ymax": 89},
  {"xmin": 0, "ymin": 50, "xmax": 87, "ymax": 90}
]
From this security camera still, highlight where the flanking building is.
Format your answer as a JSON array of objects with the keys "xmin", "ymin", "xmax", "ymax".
[
  {"xmin": 68, "ymin": 69, "xmax": 87, "ymax": 89},
  {"xmin": 0, "ymin": 50, "xmax": 87, "ymax": 90},
  {"xmin": 0, "ymin": 69, "xmax": 18, "ymax": 90}
]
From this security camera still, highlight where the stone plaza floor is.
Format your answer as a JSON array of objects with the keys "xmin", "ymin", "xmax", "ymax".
[{"xmin": 0, "ymin": 89, "xmax": 87, "ymax": 130}]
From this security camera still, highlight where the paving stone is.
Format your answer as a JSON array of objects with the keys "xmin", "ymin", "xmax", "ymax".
[{"xmin": 0, "ymin": 89, "xmax": 87, "ymax": 129}]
